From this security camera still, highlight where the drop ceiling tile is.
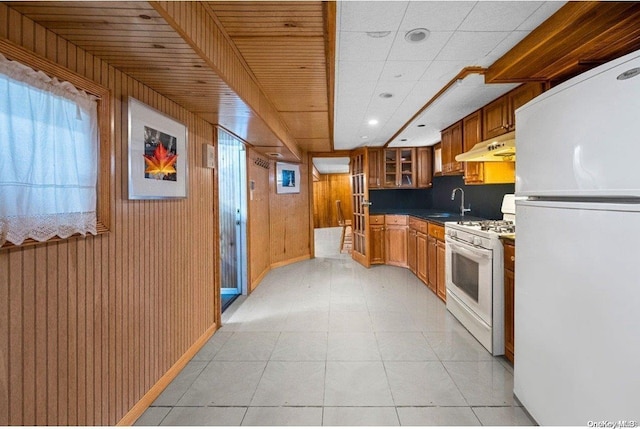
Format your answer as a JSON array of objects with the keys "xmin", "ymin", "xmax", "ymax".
[
  {"xmin": 420, "ymin": 60, "xmax": 469, "ymax": 81},
  {"xmin": 339, "ymin": 31, "xmax": 396, "ymax": 61},
  {"xmin": 481, "ymin": 30, "xmax": 530, "ymax": 66},
  {"xmin": 388, "ymin": 31, "xmax": 453, "ymax": 61},
  {"xmin": 400, "ymin": 2, "xmax": 476, "ymax": 32},
  {"xmin": 339, "ymin": 1, "xmax": 408, "ymax": 32},
  {"xmin": 336, "ymin": 79, "xmax": 376, "ymax": 101},
  {"xmin": 517, "ymin": 1, "xmax": 567, "ymax": 31},
  {"xmin": 435, "ymin": 31, "xmax": 508, "ymax": 61},
  {"xmin": 338, "ymin": 61, "xmax": 385, "ymax": 82},
  {"xmin": 459, "ymin": 1, "xmax": 543, "ymax": 31},
  {"xmin": 379, "ymin": 61, "xmax": 431, "ymax": 82}
]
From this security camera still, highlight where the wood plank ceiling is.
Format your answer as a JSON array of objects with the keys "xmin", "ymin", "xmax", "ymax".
[
  {"xmin": 4, "ymin": 1, "xmax": 333, "ymax": 161},
  {"xmin": 208, "ymin": 1, "xmax": 332, "ymax": 154}
]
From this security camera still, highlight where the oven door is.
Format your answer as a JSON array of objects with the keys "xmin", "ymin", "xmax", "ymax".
[{"xmin": 445, "ymin": 236, "xmax": 493, "ymax": 325}]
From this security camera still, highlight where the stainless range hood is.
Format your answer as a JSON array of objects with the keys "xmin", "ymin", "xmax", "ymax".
[{"xmin": 456, "ymin": 131, "xmax": 516, "ymax": 162}]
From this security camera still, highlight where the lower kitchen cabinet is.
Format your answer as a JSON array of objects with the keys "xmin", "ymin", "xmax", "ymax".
[
  {"xmin": 407, "ymin": 227, "xmax": 417, "ymax": 274},
  {"xmin": 504, "ymin": 241, "xmax": 515, "ymax": 363},
  {"xmin": 416, "ymin": 231, "xmax": 428, "ymax": 283},
  {"xmin": 385, "ymin": 215, "xmax": 408, "ymax": 267},
  {"xmin": 436, "ymin": 240, "xmax": 446, "ymax": 301},
  {"xmin": 427, "ymin": 236, "xmax": 437, "ymax": 294},
  {"xmin": 427, "ymin": 223, "xmax": 446, "ymax": 301},
  {"xmin": 370, "ymin": 215, "xmax": 385, "ymax": 265}
]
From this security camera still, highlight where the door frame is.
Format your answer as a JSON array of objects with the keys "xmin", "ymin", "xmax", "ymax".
[
  {"xmin": 349, "ymin": 148, "xmax": 370, "ymax": 267},
  {"xmin": 307, "ymin": 151, "xmax": 353, "ymax": 258}
]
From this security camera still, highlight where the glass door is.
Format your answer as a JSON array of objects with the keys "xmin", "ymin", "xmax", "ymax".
[
  {"xmin": 350, "ymin": 149, "xmax": 370, "ymax": 267},
  {"xmin": 217, "ymin": 129, "xmax": 247, "ymax": 311}
]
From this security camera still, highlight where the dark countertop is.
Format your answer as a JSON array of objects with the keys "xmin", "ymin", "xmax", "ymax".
[{"xmin": 369, "ymin": 208, "xmax": 486, "ymax": 226}]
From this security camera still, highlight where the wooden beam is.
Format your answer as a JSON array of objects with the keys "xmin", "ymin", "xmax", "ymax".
[
  {"xmin": 322, "ymin": 1, "xmax": 336, "ymax": 151},
  {"xmin": 486, "ymin": 2, "xmax": 640, "ymax": 84}
]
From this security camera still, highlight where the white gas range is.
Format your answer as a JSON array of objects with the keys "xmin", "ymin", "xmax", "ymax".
[{"xmin": 444, "ymin": 195, "xmax": 515, "ymax": 356}]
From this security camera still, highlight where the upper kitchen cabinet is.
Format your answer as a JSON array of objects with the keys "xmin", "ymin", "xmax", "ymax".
[
  {"xmin": 368, "ymin": 148, "xmax": 382, "ymax": 189},
  {"xmin": 482, "ymin": 83, "xmax": 544, "ymax": 140},
  {"xmin": 416, "ymin": 146, "xmax": 433, "ymax": 188},
  {"xmin": 463, "ymin": 110, "xmax": 515, "ymax": 185},
  {"xmin": 383, "ymin": 148, "xmax": 416, "ymax": 188},
  {"xmin": 441, "ymin": 121, "xmax": 463, "ymax": 175}
]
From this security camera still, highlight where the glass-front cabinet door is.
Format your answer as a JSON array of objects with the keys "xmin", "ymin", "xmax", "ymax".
[{"xmin": 384, "ymin": 148, "xmax": 415, "ymax": 188}]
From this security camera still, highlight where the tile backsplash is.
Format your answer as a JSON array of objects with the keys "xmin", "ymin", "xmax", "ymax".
[{"xmin": 369, "ymin": 175, "xmax": 515, "ymax": 220}]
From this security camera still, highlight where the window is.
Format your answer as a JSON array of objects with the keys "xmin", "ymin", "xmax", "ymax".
[{"xmin": 0, "ymin": 39, "xmax": 110, "ymax": 247}]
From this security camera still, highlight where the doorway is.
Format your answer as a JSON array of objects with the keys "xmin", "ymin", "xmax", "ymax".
[{"xmin": 218, "ymin": 129, "xmax": 248, "ymax": 312}]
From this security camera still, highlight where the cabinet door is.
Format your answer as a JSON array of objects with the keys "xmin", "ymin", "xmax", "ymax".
[
  {"xmin": 407, "ymin": 228, "xmax": 417, "ymax": 274},
  {"xmin": 482, "ymin": 96, "xmax": 509, "ymax": 140},
  {"xmin": 416, "ymin": 147, "xmax": 433, "ymax": 188},
  {"xmin": 440, "ymin": 127, "xmax": 452, "ymax": 174},
  {"xmin": 416, "ymin": 232, "xmax": 428, "ymax": 284},
  {"xmin": 449, "ymin": 121, "xmax": 463, "ymax": 174},
  {"xmin": 370, "ymin": 225, "xmax": 385, "ymax": 265},
  {"xmin": 504, "ymin": 268, "xmax": 515, "ymax": 363},
  {"xmin": 368, "ymin": 148, "xmax": 382, "ymax": 189},
  {"xmin": 383, "ymin": 149, "xmax": 398, "ymax": 187},
  {"xmin": 508, "ymin": 82, "xmax": 544, "ymax": 131},
  {"xmin": 385, "ymin": 226, "xmax": 408, "ymax": 267},
  {"xmin": 433, "ymin": 143, "xmax": 442, "ymax": 176},
  {"xmin": 427, "ymin": 236, "xmax": 437, "ymax": 293},
  {"xmin": 436, "ymin": 240, "xmax": 446, "ymax": 302},
  {"xmin": 463, "ymin": 110, "xmax": 484, "ymax": 184},
  {"xmin": 398, "ymin": 148, "xmax": 416, "ymax": 188}
]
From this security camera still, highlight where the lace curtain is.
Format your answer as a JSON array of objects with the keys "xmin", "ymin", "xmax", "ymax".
[{"xmin": 0, "ymin": 53, "xmax": 99, "ymax": 246}]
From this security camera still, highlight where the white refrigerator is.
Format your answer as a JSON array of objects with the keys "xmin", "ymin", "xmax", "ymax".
[{"xmin": 514, "ymin": 49, "xmax": 640, "ymax": 425}]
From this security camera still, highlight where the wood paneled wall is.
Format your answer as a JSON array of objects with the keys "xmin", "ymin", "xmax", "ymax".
[
  {"xmin": 0, "ymin": 4, "xmax": 218, "ymax": 426},
  {"xmin": 269, "ymin": 158, "xmax": 311, "ymax": 267},
  {"xmin": 313, "ymin": 173, "xmax": 352, "ymax": 228},
  {"xmin": 247, "ymin": 149, "xmax": 271, "ymax": 291}
]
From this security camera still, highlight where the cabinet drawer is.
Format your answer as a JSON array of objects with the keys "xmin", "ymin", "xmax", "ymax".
[
  {"xmin": 504, "ymin": 243, "xmax": 515, "ymax": 271},
  {"xmin": 428, "ymin": 223, "xmax": 445, "ymax": 241},
  {"xmin": 409, "ymin": 217, "xmax": 428, "ymax": 234},
  {"xmin": 370, "ymin": 215, "xmax": 385, "ymax": 225},
  {"xmin": 385, "ymin": 215, "xmax": 408, "ymax": 226}
]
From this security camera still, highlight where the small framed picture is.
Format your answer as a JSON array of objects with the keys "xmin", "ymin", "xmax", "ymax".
[
  {"xmin": 128, "ymin": 97, "xmax": 188, "ymax": 199},
  {"xmin": 276, "ymin": 162, "xmax": 300, "ymax": 194}
]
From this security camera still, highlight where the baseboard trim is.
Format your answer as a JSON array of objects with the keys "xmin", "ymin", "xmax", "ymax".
[
  {"xmin": 116, "ymin": 323, "xmax": 218, "ymax": 426},
  {"xmin": 250, "ymin": 266, "xmax": 270, "ymax": 292},
  {"xmin": 270, "ymin": 253, "xmax": 311, "ymax": 269}
]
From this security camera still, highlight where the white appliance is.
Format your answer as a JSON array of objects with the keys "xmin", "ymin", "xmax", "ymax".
[
  {"xmin": 515, "ymin": 49, "xmax": 640, "ymax": 425},
  {"xmin": 444, "ymin": 194, "xmax": 515, "ymax": 355}
]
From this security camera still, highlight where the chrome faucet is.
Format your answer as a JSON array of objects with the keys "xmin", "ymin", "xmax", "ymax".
[{"xmin": 451, "ymin": 187, "xmax": 471, "ymax": 217}]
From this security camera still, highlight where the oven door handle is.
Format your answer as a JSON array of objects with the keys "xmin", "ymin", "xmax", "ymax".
[{"xmin": 447, "ymin": 239, "xmax": 492, "ymax": 260}]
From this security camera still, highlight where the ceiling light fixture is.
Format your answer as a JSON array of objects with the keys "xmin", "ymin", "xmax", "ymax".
[
  {"xmin": 405, "ymin": 28, "xmax": 430, "ymax": 43},
  {"xmin": 265, "ymin": 152, "xmax": 283, "ymax": 158},
  {"xmin": 366, "ymin": 31, "xmax": 391, "ymax": 38},
  {"xmin": 417, "ymin": 124, "xmax": 426, "ymax": 127},
  {"xmin": 379, "ymin": 92, "xmax": 393, "ymax": 99},
  {"xmin": 360, "ymin": 135, "xmax": 369, "ymax": 139},
  {"xmin": 368, "ymin": 119, "xmax": 379, "ymax": 126}
]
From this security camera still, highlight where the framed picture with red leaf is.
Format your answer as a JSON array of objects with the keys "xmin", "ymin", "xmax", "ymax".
[{"xmin": 128, "ymin": 97, "xmax": 188, "ymax": 199}]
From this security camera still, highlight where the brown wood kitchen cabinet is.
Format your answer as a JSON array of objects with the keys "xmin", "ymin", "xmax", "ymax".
[
  {"xmin": 483, "ymin": 82, "xmax": 544, "ymax": 140},
  {"xmin": 383, "ymin": 148, "xmax": 416, "ymax": 188},
  {"xmin": 370, "ymin": 215, "xmax": 385, "ymax": 265},
  {"xmin": 416, "ymin": 146, "xmax": 433, "ymax": 188},
  {"xmin": 427, "ymin": 222, "xmax": 446, "ymax": 300},
  {"xmin": 368, "ymin": 148, "xmax": 382, "ymax": 189},
  {"xmin": 504, "ymin": 241, "xmax": 516, "ymax": 363},
  {"xmin": 407, "ymin": 224, "xmax": 417, "ymax": 274},
  {"xmin": 385, "ymin": 215, "xmax": 408, "ymax": 267},
  {"xmin": 409, "ymin": 217, "xmax": 428, "ymax": 279},
  {"xmin": 463, "ymin": 109, "xmax": 515, "ymax": 185},
  {"xmin": 441, "ymin": 121, "xmax": 463, "ymax": 175}
]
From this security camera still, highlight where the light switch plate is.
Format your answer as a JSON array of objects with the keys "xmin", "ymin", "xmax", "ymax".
[{"xmin": 203, "ymin": 144, "xmax": 215, "ymax": 169}]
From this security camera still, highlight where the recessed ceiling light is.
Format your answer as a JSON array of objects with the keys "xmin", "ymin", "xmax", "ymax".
[
  {"xmin": 394, "ymin": 74, "xmax": 403, "ymax": 79},
  {"xmin": 400, "ymin": 139, "xmax": 408, "ymax": 142},
  {"xmin": 265, "ymin": 152, "xmax": 283, "ymax": 158},
  {"xmin": 360, "ymin": 135, "xmax": 369, "ymax": 139},
  {"xmin": 417, "ymin": 124, "xmax": 426, "ymax": 128},
  {"xmin": 405, "ymin": 28, "xmax": 430, "ymax": 43},
  {"xmin": 366, "ymin": 31, "xmax": 391, "ymax": 38},
  {"xmin": 368, "ymin": 119, "xmax": 379, "ymax": 126},
  {"xmin": 379, "ymin": 92, "xmax": 393, "ymax": 99}
]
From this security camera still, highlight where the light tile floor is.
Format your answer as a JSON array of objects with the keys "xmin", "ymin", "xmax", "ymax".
[{"xmin": 135, "ymin": 227, "xmax": 536, "ymax": 426}]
